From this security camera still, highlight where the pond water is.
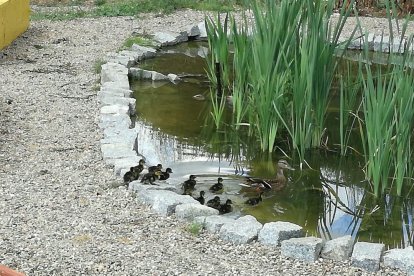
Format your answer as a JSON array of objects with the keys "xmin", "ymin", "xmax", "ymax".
[{"xmin": 130, "ymin": 41, "xmax": 414, "ymax": 248}]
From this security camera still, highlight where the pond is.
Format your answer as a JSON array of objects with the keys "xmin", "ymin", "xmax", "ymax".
[{"xmin": 130, "ymin": 41, "xmax": 414, "ymax": 249}]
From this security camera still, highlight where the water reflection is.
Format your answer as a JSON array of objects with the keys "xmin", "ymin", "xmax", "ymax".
[{"xmin": 131, "ymin": 42, "xmax": 414, "ymax": 248}]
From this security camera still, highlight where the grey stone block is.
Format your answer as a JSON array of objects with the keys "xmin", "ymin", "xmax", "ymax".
[
  {"xmin": 129, "ymin": 68, "xmax": 153, "ymax": 80},
  {"xmin": 101, "ymin": 62, "xmax": 129, "ymax": 85},
  {"xmin": 168, "ymin": 73, "xmax": 181, "ymax": 84},
  {"xmin": 204, "ymin": 215, "xmax": 235, "ymax": 234},
  {"xmin": 193, "ymin": 216, "xmax": 206, "ymax": 226},
  {"xmin": 100, "ymin": 128, "xmax": 138, "ymax": 145},
  {"xmin": 128, "ymin": 181, "xmax": 177, "ymax": 193},
  {"xmin": 131, "ymin": 44, "xmax": 157, "ymax": 59},
  {"xmin": 151, "ymin": 71, "xmax": 168, "ymax": 81},
  {"xmin": 321, "ymin": 235, "xmax": 354, "ymax": 261},
  {"xmin": 100, "ymin": 105, "xmax": 130, "ymax": 116},
  {"xmin": 153, "ymin": 31, "xmax": 188, "ymax": 46},
  {"xmin": 187, "ymin": 24, "xmax": 201, "ymax": 37},
  {"xmin": 98, "ymin": 113, "xmax": 132, "ymax": 130},
  {"xmin": 99, "ymin": 87, "xmax": 133, "ymax": 98},
  {"xmin": 384, "ymin": 246, "xmax": 414, "ymax": 275},
  {"xmin": 98, "ymin": 95, "xmax": 136, "ymax": 110},
  {"xmin": 281, "ymin": 237, "xmax": 324, "ymax": 263},
  {"xmin": 101, "ymin": 81, "xmax": 131, "ymax": 92},
  {"xmin": 219, "ymin": 215, "xmax": 262, "ymax": 245},
  {"xmin": 175, "ymin": 203, "xmax": 219, "ymax": 221},
  {"xmin": 137, "ymin": 190, "xmax": 198, "ymax": 216},
  {"xmin": 101, "ymin": 143, "xmax": 136, "ymax": 160},
  {"xmin": 351, "ymin": 242, "xmax": 385, "ymax": 272},
  {"xmin": 197, "ymin": 21, "xmax": 207, "ymax": 39},
  {"xmin": 258, "ymin": 221, "xmax": 303, "ymax": 246}
]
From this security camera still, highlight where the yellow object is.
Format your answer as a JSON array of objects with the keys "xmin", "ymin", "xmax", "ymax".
[{"xmin": 0, "ymin": 0, "xmax": 30, "ymax": 50}]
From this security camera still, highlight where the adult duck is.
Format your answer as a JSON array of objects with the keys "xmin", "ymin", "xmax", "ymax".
[{"xmin": 243, "ymin": 159, "xmax": 294, "ymax": 190}]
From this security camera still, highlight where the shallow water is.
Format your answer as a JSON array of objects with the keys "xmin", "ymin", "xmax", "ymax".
[{"xmin": 131, "ymin": 42, "xmax": 414, "ymax": 248}]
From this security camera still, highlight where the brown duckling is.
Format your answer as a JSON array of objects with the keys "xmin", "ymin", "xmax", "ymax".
[
  {"xmin": 219, "ymin": 199, "xmax": 233, "ymax": 214},
  {"xmin": 194, "ymin": 191, "xmax": 205, "ymax": 205},
  {"xmin": 182, "ymin": 175, "xmax": 197, "ymax": 195},
  {"xmin": 132, "ymin": 159, "xmax": 146, "ymax": 176},
  {"xmin": 244, "ymin": 159, "xmax": 294, "ymax": 190},
  {"xmin": 123, "ymin": 167, "xmax": 138, "ymax": 184},
  {"xmin": 209, "ymin": 177, "xmax": 224, "ymax": 193},
  {"xmin": 245, "ymin": 192, "xmax": 263, "ymax": 206},
  {"xmin": 148, "ymin": 163, "xmax": 163, "ymax": 173},
  {"xmin": 158, "ymin": 167, "xmax": 173, "ymax": 180},
  {"xmin": 206, "ymin": 196, "xmax": 221, "ymax": 210},
  {"xmin": 140, "ymin": 170, "xmax": 162, "ymax": 185}
]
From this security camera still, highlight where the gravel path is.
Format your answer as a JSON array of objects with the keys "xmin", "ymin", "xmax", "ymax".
[{"xmin": 0, "ymin": 9, "xmax": 411, "ymax": 275}]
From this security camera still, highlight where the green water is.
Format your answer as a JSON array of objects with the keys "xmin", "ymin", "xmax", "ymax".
[{"xmin": 131, "ymin": 42, "xmax": 414, "ymax": 248}]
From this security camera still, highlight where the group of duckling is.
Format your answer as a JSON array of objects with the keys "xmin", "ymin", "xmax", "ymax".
[
  {"xmin": 123, "ymin": 159, "xmax": 173, "ymax": 185},
  {"xmin": 125, "ymin": 159, "xmax": 295, "ymax": 215}
]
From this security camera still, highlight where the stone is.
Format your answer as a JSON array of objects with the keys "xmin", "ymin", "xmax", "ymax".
[
  {"xmin": 175, "ymin": 203, "xmax": 219, "ymax": 221},
  {"xmin": 258, "ymin": 221, "xmax": 303, "ymax": 246},
  {"xmin": 167, "ymin": 73, "xmax": 181, "ymax": 84},
  {"xmin": 98, "ymin": 95, "xmax": 136, "ymax": 111},
  {"xmin": 151, "ymin": 71, "xmax": 169, "ymax": 81},
  {"xmin": 129, "ymin": 68, "xmax": 153, "ymax": 80},
  {"xmin": 101, "ymin": 81, "xmax": 131, "ymax": 92},
  {"xmin": 100, "ymin": 104, "xmax": 130, "ymax": 116},
  {"xmin": 101, "ymin": 62, "xmax": 129, "ymax": 86},
  {"xmin": 351, "ymin": 242, "xmax": 385, "ymax": 272},
  {"xmin": 131, "ymin": 44, "xmax": 157, "ymax": 59},
  {"xmin": 187, "ymin": 24, "xmax": 201, "ymax": 37},
  {"xmin": 204, "ymin": 215, "xmax": 235, "ymax": 234},
  {"xmin": 100, "ymin": 128, "xmax": 138, "ymax": 146},
  {"xmin": 197, "ymin": 21, "xmax": 207, "ymax": 39},
  {"xmin": 373, "ymin": 35, "xmax": 390, "ymax": 52},
  {"xmin": 98, "ymin": 113, "xmax": 132, "ymax": 129},
  {"xmin": 128, "ymin": 181, "xmax": 177, "ymax": 193},
  {"xmin": 321, "ymin": 235, "xmax": 354, "ymax": 261},
  {"xmin": 193, "ymin": 216, "xmax": 206, "ymax": 226},
  {"xmin": 137, "ymin": 190, "xmax": 199, "ymax": 216},
  {"xmin": 101, "ymin": 143, "xmax": 137, "ymax": 160},
  {"xmin": 153, "ymin": 31, "xmax": 188, "ymax": 46},
  {"xmin": 383, "ymin": 246, "xmax": 414, "ymax": 275},
  {"xmin": 281, "ymin": 237, "xmax": 324, "ymax": 263},
  {"xmin": 348, "ymin": 37, "xmax": 362, "ymax": 50},
  {"xmin": 219, "ymin": 215, "xmax": 262, "ymax": 245},
  {"xmin": 99, "ymin": 86, "xmax": 133, "ymax": 98}
]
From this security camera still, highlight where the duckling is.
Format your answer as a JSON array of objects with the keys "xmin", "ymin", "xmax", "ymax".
[
  {"xmin": 159, "ymin": 168, "xmax": 173, "ymax": 180},
  {"xmin": 219, "ymin": 199, "xmax": 233, "ymax": 214},
  {"xmin": 140, "ymin": 170, "xmax": 162, "ymax": 185},
  {"xmin": 194, "ymin": 191, "xmax": 205, "ymax": 205},
  {"xmin": 206, "ymin": 196, "xmax": 221, "ymax": 210},
  {"xmin": 148, "ymin": 164, "xmax": 163, "ymax": 173},
  {"xmin": 132, "ymin": 159, "xmax": 146, "ymax": 176},
  {"xmin": 244, "ymin": 159, "xmax": 294, "ymax": 190},
  {"xmin": 245, "ymin": 192, "xmax": 263, "ymax": 206},
  {"xmin": 123, "ymin": 167, "xmax": 138, "ymax": 184},
  {"xmin": 209, "ymin": 177, "xmax": 224, "ymax": 193},
  {"xmin": 182, "ymin": 175, "xmax": 197, "ymax": 195}
]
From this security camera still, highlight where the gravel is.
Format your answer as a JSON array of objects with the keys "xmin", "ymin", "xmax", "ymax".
[{"xmin": 0, "ymin": 9, "xmax": 411, "ymax": 275}]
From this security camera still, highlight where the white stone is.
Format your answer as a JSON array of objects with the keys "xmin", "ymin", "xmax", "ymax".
[
  {"xmin": 281, "ymin": 237, "xmax": 324, "ymax": 263},
  {"xmin": 204, "ymin": 215, "xmax": 235, "ymax": 234},
  {"xmin": 167, "ymin": 73, "xmax": 181, "ymax": 84},
  {"xmin": 321, "ymin": 235, "xmax": 354, "ymax": 261},
  {"xmin": 153, "ymin": 31, "xmax": 188, "ymax": 46},
  {"xmin": 384, "ymin": 246, "xmax": 414, "ymax": 275},
  {"xmin": 175, "ymin": 203, "xmax": 219, "ymax": 221},
  {"xmin": 219, "ymin": 215, "xmax": 262, "ymax": 245},
  {"xmin": 197, "ymin": 21, "xmax": 207, "ymax": 39},
  {"xmin": 258, "ymin": 221, "xmax": 303, "ymax": 246},
  {"xmin": 100, "ymin": 105, "xmax": 130, "ymax": 116},
  {"xmin": 187, "ymin": 24, "xmax": 201, "ymax": 37},
  {"xmin": 351, "ymin": 242, "xmax": 385, "ymax": 272}
]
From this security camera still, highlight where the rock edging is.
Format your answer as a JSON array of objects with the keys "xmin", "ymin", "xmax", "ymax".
[{"xmin": 98, "ymin": 21, "xmax": 413, "ymax": 274}]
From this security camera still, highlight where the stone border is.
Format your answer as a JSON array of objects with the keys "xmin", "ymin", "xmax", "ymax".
[{"xmin": 97, "ymin": 22, "xmax": 414, "ymax": 274}]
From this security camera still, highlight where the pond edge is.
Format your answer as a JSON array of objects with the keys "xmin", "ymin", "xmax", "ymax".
[{"xmin": 97, "ymin": 21, "xmax": 414, "ymax": 274}]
